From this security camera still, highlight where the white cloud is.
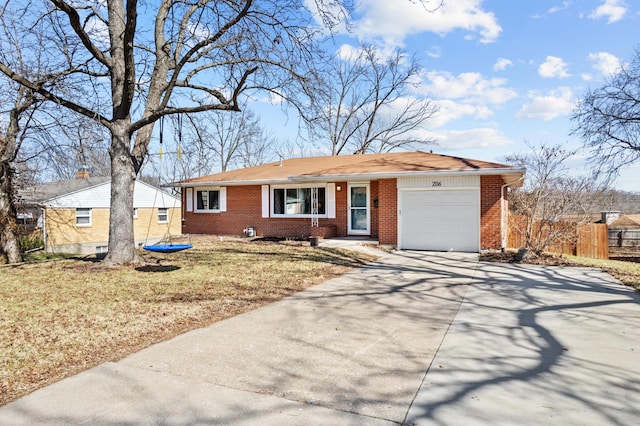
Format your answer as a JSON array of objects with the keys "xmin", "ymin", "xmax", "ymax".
[
  {"xmin": 515, "ymin": 87, "xmax": 575, "ymax": 121},
  {"xmin": 421, "ymin": 71, "xmax": 518, "ymax": 105},
  {"xmin": 427, "ymin": 128, "xmax": 513, "ymax": 150},
  {"xmin": 429, "ymin": 100, "xmax": 492, "ymax": 127},
  {"xmin": 588, "ymin": 51, "xmax": 622, "ymax": 76},
  {"xmin": 548, "ymin": 1, "xmax": 572, "ymax": 14},
  {"xmin": 538, "ymin": 56, "xmax": 571, "ymax": 78},
  {"xmin": 589, "ymin": 0, "xmax": 627, "ymax": 23},
  {"xmin": 352, "ymin": 0, "xmax": 502, "ymax": 48},
  {"xmin": 494, "ymin": 58, "xmax": 513, "ymax": 71},
  {"xmin": 426, "ymin": 46, "xmax": 442, "ymax": 59}
]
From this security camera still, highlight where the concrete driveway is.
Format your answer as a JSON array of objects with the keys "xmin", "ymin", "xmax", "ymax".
[{"xmin": 1, "ymin": 251, "xmax": 638, "ymax": 425}]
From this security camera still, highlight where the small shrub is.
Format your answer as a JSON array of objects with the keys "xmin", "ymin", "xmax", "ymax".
[{"xmin": 20, "ymin": 232, "xmax": 44, "ymax": 252}]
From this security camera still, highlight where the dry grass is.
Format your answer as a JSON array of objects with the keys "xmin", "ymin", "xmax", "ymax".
[
  {"xmin": 0, "ymin": 238, "xmax": 377, "ymax": 406},
  {"xmin": 563, "ymin": 256, "xmax": 640, "ymax": 291}
]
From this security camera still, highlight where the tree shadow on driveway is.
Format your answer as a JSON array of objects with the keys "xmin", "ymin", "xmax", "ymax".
[{"xmin": 405, "ymin": 261, "xmax": 640, "ymax": 425}]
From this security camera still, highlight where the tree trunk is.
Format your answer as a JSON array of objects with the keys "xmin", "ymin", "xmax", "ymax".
[
  {"xmin": 103, "ymin": 125, "xmax": 142, "ymax": 266},
  {"xmin": 0, "ymin": 159, "xmax": 23, "ymax": 264}
]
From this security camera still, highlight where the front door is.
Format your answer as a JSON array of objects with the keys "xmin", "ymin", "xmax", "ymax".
[{"xmin": 348, "ymin": 183, "xmax": 370, "ymax": 235}]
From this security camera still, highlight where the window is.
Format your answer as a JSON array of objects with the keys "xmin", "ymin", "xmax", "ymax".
[
  {"xmin": 195, "ymin": 190, "xmax": 220, "ymax": 211},
  {"xmin": 158, "ymin": 208, "xmax": 168, "ymax": 223},
  {"xmin": 75, "ymin": 208, "xmax": 92, "ymax": 226},
  {"xmin": 273, "ymin": 187, "xmax": 326, "ymax": 216}
]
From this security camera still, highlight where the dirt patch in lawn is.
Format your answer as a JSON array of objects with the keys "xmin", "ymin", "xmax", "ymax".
[{"xmin": 0, "ymin": 237, "xmax": 378, "ymax": 406}]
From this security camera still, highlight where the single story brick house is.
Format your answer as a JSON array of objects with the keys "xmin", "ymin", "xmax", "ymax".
[{"xmin": 171, "ymin": 151, "xmax": 525, "ymax": 252}]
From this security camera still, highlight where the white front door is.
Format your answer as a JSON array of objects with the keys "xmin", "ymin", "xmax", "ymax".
[{"xmin": 348, "ymin": 183, "xmax": 370, "ymax": 235}]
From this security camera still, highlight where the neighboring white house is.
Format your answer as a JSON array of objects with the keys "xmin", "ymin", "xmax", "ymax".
[{"xmin": 19, "ymin": 176, "xmax": 182, "ymax": 255}]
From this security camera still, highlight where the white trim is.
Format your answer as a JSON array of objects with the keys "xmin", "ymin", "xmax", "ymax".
[
  {"xmin": 219, "ymin": 187, "xmax": 227, "ymax": 212},
  {"xmin": 186, "ymin": 188, "xmax": 193, "ymax": 212},
  {"xmin": 270, "ymin": 184, "xmax": 329, "ymax": 218},
  {"xmin": 75, "ymin": 207, "xmax": 92, "ymax": 227},
  {"xmin": 347, "ymin": 182, "xmax": 370, "ymax": 235},
  {"xmin": 261, "ymin": 185, "xmax": 270, "ymax": 218},
  {"xmin": 166, "ymin": 168, "xmax": 526, "ymax": 188},
  {"xmin": 327, "ymin": 183, "xmax": 336, "ymax": 219},
  {"xmin": 193, "ymin": 187, "xmax": 222, "ymax": 213},
  {"xmin": 158, "ymin": 207, "xmax": 169, "ymax": 223}
]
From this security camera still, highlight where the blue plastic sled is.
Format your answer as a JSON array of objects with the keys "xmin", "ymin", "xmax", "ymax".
[{"xmin": 142, "ymin": 244, "xmax": 193, "ymax": 253}]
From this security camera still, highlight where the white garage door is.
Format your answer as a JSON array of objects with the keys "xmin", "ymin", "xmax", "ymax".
[{"xmin": 399, "ymin": 189, "xmax": 479, "ymax": 252}]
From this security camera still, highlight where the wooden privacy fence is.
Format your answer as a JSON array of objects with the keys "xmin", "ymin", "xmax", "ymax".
[
  {"xmin": 608, "ymin": 229, "xmax": 640, "ymax": 248},
  {"xmin": 508, "ymin": 216, "xmax": 608, "ymax": 260},
  {"xmin": 576, "ymin": 223, "xmax": 609, "ymax": 259}
]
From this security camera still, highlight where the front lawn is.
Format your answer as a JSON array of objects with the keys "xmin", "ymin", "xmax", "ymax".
[{"xmin": 0, "ymin": 238, "xmax": 377, "ymax": 405}]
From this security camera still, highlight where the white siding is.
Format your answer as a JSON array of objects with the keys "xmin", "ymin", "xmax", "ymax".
[
  {"xmin": 46, "ymin": 180, "xmax": 181, "ymax": 209},
  {"xmin": 397, "ymin": 175, "xmax": 480, "ymax": 189}
]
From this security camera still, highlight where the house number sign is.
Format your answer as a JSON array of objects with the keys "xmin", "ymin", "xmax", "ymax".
[{"xmin": 432, "ymin": 181, "xmax": 442, "ymax": 187}]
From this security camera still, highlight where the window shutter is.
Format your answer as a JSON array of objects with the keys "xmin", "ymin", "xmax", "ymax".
[
  {"xmin": 327, "ymin": 183, "xmax": 336, "ymax": 219},
  {"xmin": 186, "ymin": 188, "xmax": 193, "ymax": 212},
  {"xmin": 262, "ymin": 185, "xmax": 269, "ymax": 218},
  {"xmin": 219, "ymin": 187, "xmax": 227, "ymax": 212}
]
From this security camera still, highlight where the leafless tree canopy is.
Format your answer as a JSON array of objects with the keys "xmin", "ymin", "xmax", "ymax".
[
  {"xmin": 572, "ymin": 47, "xmax": 640, "ymax": 177},
  {"xmin": 0, "ymin": 0, "xmax": 441, "ymax": 264},
  {"xmin": 506, "ymin": 142, "xmax": 610, "ymax": 256},
  {"xmin": 298, "ymin": 45, "xmax": 438, "ymax": 155},
  {"xmin": 0, "ymin": 0, "xmax": 352, "ymax": 264},
  {"xmin": 149, "ymin": 108, "xmax": 276, "ymax": 183}
]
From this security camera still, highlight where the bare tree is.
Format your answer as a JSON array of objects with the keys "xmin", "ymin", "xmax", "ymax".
[
  {"xmin": 0, "ymin": 0, "xmax": 348, "ymax": 265},
  {"xmin": 506, "ymin": 142, "xmax": 609, "ymax": 257},
  {"xmin": 40, "ymin": 117, "xmax": 111, "ymax": 180},
  {"xmin": 572, "ymin": 47, "xmax": 640, "ymax": 178},
  {"xmin": 0, "ymin": 84, "xmax": 36, "ymax": 264},
  {"xmin": 299, "ymin": 45, "xmax": 439, "ymax": 155},
  {"xmin": 1, "ymin": 1, "xmax": 441, "ymax": 265},
  {"xmin": 0, "ymin": 5, "xmax": 62, "ymax": 264},
  {"xmin": 144, "ymin": 108, "xmax": 276, "ymax": 185}
]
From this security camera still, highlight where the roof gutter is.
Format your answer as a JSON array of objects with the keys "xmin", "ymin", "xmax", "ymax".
[
  {"xmin": 164, "ymin": 179, "xmax": 295, "ymax": 188},
  {"xmin": 291, "ymin": 167, "xmax": 525, "ymax": 182},
  {"xmin": 167, "ymin": 167, "xmax": 526, "ymax": 188}
]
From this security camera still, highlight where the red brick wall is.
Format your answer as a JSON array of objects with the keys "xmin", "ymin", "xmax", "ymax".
[
  {"xmin": 377, "ymin": 179, "xmax": 397, "ymax": 245},
  {"xmin": 182, "ymin": 184, "xmax": 350, "ymax": 239},
  {"xmin": 182, "ymin": 176, "xmax": 504, "ymax": 249},
  {"xmin": 370, "ymin": 180, "xmax": 379, "ymax": 239},
  {"xmin": 480, "ymin": 175, "xmax": 505, "ymax": 250}
]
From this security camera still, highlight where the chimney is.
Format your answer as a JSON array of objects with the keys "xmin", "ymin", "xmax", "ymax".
[
  {"xmin": 76, "ymin": 166, "xmax": 90, "ymax": 179},
  {"xmin": 600, "ymin": 211, "xmax": 621, "ymax": 225}
]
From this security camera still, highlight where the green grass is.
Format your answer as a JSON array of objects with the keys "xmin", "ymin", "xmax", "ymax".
[{"xmin": 0, "ymin": 238, "xmax": 377, "ymax": 405}]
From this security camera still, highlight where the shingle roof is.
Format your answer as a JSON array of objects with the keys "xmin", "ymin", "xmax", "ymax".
[
  {"xmin": 17, "ymin": 176, "xmax": 111, "ymax": 204},
  {"xmin": 610, "ymin": 214, "xmax": 640, "ymax": 228},
  {"xmin": 174, "ymin": 151, "xmax": 524, "ymax": 186}
]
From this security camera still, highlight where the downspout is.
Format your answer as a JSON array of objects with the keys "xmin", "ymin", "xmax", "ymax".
[
  {"xmin": 40, "ymin": 206, "xmax": 47, "ymax": 253},
  {"xmin": 501, "ymin": 176, "xmax": 525, "ymax": 251}
]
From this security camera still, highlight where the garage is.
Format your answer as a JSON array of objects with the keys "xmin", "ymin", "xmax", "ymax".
[{"xmin": 399, "ymin": 185, "xmax": 480, "ymax": 252}]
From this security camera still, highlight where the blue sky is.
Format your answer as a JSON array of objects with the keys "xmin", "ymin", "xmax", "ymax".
[{"xmin": 256, "ymin": 0, "xmax": 639, "ymax": 191}]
